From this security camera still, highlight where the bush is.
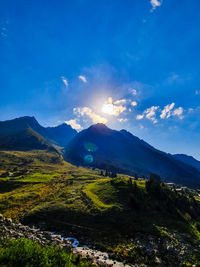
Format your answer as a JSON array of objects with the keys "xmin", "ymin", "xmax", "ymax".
[{"xmin": 0, "ymin": 238, "xmax": 92, "ymax": 267}]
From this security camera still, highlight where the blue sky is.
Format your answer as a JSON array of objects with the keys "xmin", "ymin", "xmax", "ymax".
[{"xmin": 1, "ymin": 0, "xmax": 200, "ymax": 159}]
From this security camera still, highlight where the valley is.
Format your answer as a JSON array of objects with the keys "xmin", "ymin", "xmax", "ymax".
[{"xmin": 0, "ymin": 149, "xmax": 200, "ymax": 266}]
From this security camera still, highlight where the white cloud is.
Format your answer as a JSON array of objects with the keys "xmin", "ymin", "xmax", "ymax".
[
  {"xmin": 74, "ymin": 107, "xmax": 108, "ymax": 124},
  {"xmin": 131, "ymin": 101, "xmax": 137, "ymax": 107},
  {"xmin": 160, "ymin": 103, "xmax": 175, "ymax": 119},
  {"xmin": 144, "ymin": 106, "xmax": 159, "ymax": 123},
  {"xmin": 102, "ymin": 97, "xmax": 126, "ymax": 116},
  {"xmin": 173, "ymin": 107, "xmax": 184, "ymax": 119},
  {"xmin": 114, "ymin": 99, "xmax": 126, "ymax": 105},
  {"xmin": 136, "ymin": 106, "xmax": 159, "ymax": 123},
  {"xmin": 136, "ymin": 102, "xmax": 184, "ymax": 124},
  {"xmin": 160, "ymin": 103, "xmax": 184, "ymax": 120},
  {"xmin": 118, "ymin": 118, "xmax": 128, "ymax": 123},
  {"xmin": 150, "ymin": 0, "xmax": 162, "ymax": 11},
  {"xmin": 136, "ymin": 114, "xmax": 144, "ymax": 120},
  {"xmin": 65, "ymin": 119, "xmax": 82, "ymax": 130},
  {"xmin": 78, "ymin": 75, "xmax": 87, "ymax": 83},
  {"xmin": 61, "ymin": 76, "xmax": 68, "ymax": 87}
]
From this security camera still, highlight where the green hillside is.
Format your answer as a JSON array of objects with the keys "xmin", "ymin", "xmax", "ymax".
[
  {"xmin": 0, "ymin": 128, "xmax": 56, "ymax": 151},
  {"xmin": 0, "ymin": 238, "xmax": 93, "ymax": 267},
  {"xmin": 0, "ymin": 150, "xmax": 200, "ymax": 265}
]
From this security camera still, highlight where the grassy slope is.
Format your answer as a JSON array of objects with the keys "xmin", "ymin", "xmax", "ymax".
[
  {"xmin": 0, "ymin": 238, "xmax": 93, "ymax": 267},
  {"xmin": 0, "ymin": 150, "xmax": 200, "ymax": 265}
]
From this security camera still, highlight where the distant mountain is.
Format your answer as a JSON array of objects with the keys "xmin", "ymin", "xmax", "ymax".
[
  {"xmin": 173, "ymin": 154, "xmax": 200, "ymax": 172},
  {"xmin": 0, "ymin": 116, "xmax": 54, "ymax": 151},
  {"xmin": 0, "ymin": 116, "xmax": 77, "ymax": 151},
  {"xmin": 64, "ymin": 123, "xmax": 200, "ymax": 188},
  {"xmin": 46, "ymin": 123, "xmax": 77, "ymax": 147}
]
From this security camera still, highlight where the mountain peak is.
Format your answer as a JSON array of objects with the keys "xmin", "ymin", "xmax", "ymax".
[
  {"xmin": 89, "ymin": 123, "xmax": 108, "ymax": 129},
  {"xmin": 88, "ymin": 123, "xmax": 111, "ymax": 134},
  {"xmin": 3, "ymin": 116, "xmax": 37, "ymax": 124},
  {"xmin": 46, "ymin": 122, "xmax": 77, "ymax": 147},
  {"xmin": 120, "ymin": 129, "xmax": 130, "ymax": 134}
]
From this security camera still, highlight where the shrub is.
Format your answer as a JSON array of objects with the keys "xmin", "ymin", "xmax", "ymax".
[{"xmin": 0, "ymin": 238, "xmax": 92, "ymax": 267}]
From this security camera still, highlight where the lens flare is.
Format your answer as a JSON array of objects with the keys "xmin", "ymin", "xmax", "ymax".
[
  {"xmin": 84, "ymin": 154, "xmax": 94, "ymax": 164},
  {"xmin": 84, "ymin": 142, "xmax": 98, "ymax": 152}
]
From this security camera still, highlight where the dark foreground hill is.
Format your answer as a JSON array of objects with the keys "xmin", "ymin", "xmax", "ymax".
[
  {"xmin": 0, "ymin": 116, "xmax": 77, "ymax": 151},
  {"xmin": 64, "ymin": 123, "xmax": 200, "ymax": 188}
]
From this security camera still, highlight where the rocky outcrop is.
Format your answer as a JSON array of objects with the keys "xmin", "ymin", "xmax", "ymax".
[
  {"xmin": 0, "ymin": 214, "xmax": 72, "ymax": 249},
  {"xmin": 0, "ymin": 214, "xmax": 127, "ymax": 266}
]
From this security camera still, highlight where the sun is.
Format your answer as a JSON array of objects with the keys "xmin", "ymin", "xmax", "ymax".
[{"xmin": 102, "ymin": 103, "xmax": 115, "ymax": 115}]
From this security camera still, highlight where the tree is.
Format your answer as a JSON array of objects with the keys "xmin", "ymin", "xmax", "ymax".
[
  {"xmin": 132, "ymin": 181, "xmax": 138, "ymax": 192},
  {"xmin": 146, "ymin": 174, "xmax": 162, "ymax": 197},
  {"xmin": 149, "ymin": 173, "xmax": 161, "ymax": 183},
  {"xmin": 110, "ymin": 171, "xmax": 117, "ymax": 178}
]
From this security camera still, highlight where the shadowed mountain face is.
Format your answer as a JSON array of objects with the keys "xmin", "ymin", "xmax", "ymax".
[
  {"xmin": 0, "ymin": 116, "xmax": 77, "ymax": 151},
  {"xmin": 46, "ymin": 124, "xmax": 77, "ymax": 147},
  {"xmin": 0, "ymin": 116, "xmax": 52, "ymax": 151},
  {"xmin": 64, "ymin": 123, "xmax": 200, "ymax": 188},
  {"xmin": 173, "ymin": 154, "xmax": 200, "ymax": 172}
]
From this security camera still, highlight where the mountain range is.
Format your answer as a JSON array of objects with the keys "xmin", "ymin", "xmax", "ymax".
[
  {"xmin": 0, "ymin": 116, "xmax": 200, "ymax": 188},
  {"xmin": 64, "ymin": 123, "xmax": 200, "ymax": 188}
]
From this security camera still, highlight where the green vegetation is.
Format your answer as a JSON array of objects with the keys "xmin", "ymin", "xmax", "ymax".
[
  {"xmin": 0, "ymin": 150, "xmax": 200, "ymax": 265},
  {"xmin": 83, "ymin": 179, "xmax": 120, "ymax": 210},
  {"xmin": 0, "ymin": 238, "xmax": 93, "ymax": 267}
]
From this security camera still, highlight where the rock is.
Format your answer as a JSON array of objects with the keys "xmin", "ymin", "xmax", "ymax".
[
  {"xmin": 0, "ymin": 214, "xmax": 4, "ymax": 221},
  {"xmin": 155, "ymin": 256, "xmax": 162, "ymax": 264},
  {"xmin": 5, "ymin": 218, "xmax": 12, "ymax": 224}
]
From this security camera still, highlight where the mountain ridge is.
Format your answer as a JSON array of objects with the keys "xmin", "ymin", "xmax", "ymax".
[
  {"xmin": 0, "ymin": 116, "xmax": 77, "ymax": 151},
  {"xmin": 64, "ymin": 123, "xmax": 200, "ymax": 188},
  {"xmin": 46, "ymin": 123, "xmax": 77, "ymax": 147},
  {"xmin": 173, "ymin": 153, "xmax": 200, "ymax": 172}
]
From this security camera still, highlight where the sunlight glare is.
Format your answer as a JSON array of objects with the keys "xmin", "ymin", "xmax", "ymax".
[{"xmin": 102, "ymin": 103, "xmax": 115, "ymax": 115}]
